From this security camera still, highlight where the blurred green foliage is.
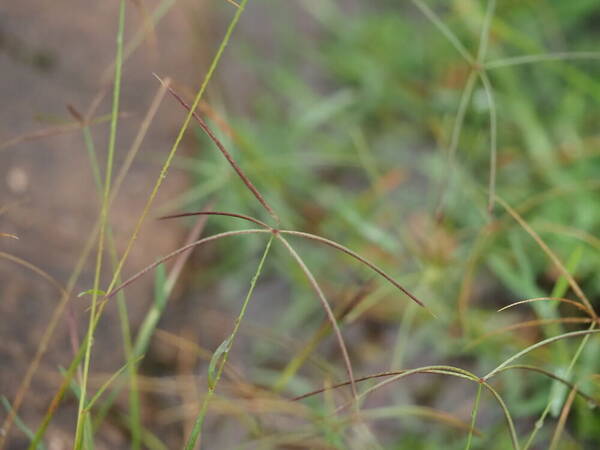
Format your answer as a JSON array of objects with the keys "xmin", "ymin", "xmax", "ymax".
[{"xmin": 170, "ymin": 0, "xmax": 600, "ymax": 447}]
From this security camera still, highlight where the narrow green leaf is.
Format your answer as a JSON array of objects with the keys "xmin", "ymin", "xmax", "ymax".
[
  {"xmin": 208, "ymin": 336, "xmax": 232, "ymax": 389},
  {"xmin": 154, "ymin": 263, "xmax": 167, "ymax": 308},
  {"xmin": 550, "ymin": 245, "xmax": 583, "ymax": 299},
  {"xmin": 77, "ymin": 289, "xmax": 107, "ymax": 298},
  {"xmin": 132, "ymin": 264, "xmax": 173, "ymax": 359}
]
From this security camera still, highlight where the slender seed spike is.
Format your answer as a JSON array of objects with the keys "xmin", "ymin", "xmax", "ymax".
[
  {"xmin": 280, "ymin": 230, "xmax": 426, "ymax": 308},
  {"xmin": 155, "ymin": 75, "xmax": 280, "ymax": 225},
  {"xmin": 106, "ymin": 229, "xmax": 270, "ymax": 299},
  {"xmin": 276, "ymin": 235, "xmax": 358, "ymax": 400},
  {"xmin": 496, "ymin": 195, "xmax": 596, "ymax": 318},
  {"xmin": 159, "ymin": 210, "xmax": 271, "ymax": 229}
]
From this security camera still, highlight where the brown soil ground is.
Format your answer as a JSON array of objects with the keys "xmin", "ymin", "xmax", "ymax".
[{"xmin": 0, "ymin": 1, "xmax": 222, "ymax": 448}]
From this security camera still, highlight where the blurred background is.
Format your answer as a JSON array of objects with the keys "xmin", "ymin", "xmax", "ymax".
[{"xmin": 1, "ymin": 0, "xmax": 600, "ymax": 448}]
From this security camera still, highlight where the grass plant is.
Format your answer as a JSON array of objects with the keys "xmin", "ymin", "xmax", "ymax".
[{"xmin": 2, "ymin": 0, "xmax": 600, "ymax": 449}]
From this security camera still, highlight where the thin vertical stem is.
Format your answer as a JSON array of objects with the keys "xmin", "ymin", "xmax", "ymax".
[
  {"xmin": 183, "ymin": 236, "xmax": 274, "ymax": 450},
  {"xmin": 74, "ymin": 1, "xmax": 126, "ymax": 447},
  {"xmin": 12, "ymin": 72, "xmax": 168, "ymax": 450},
  {"xmin": 101, "ymin": 0, "xmax": 250, "ymax": 303},
  {"xmin": 78, "ymin": 84, "xmax": 140, "ymax": 450},
  {"xmin": 435, "ymin": 71, "xmax": 478, "ymax": 217},
  {"xmin": 411, "ymin": 0, "xmax": 474, "ymax": 64},
  {"xmin": 479, "ymin": 71, "xmax": 497, "ymax": 213},
  {"xmin": 465, "ymin": 382, "xmax": 483, "ymax": 450},
  {"xmin": 476, "ymin": 0, "xmax": 496, "ymax": 62}
]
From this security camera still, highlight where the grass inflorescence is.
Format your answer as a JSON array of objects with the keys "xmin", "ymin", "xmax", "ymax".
[{"xmin": 2, "ymin": 0, "xmax": 600, "ymax": 449}]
